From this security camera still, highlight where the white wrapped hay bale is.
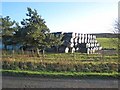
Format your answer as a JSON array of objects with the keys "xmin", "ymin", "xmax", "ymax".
[
  {"xmin": 87, "ymin": 39, "xmax": 90, "ymax": 43},
  {"xmin": 78, "ymin": 38, "xmax": 82, "ymax": 43},
  {"xmin": 87, "ymin": 34, "xmax": 90, "ymax": 39},
  {"xmin": 71, "ymin": 47, "xmax": 75, "ymax": 53},
  {"xmin": 92, "ymin": 39, "xmax": 95, "ymax": 43},
  {"xmin": 86, "ymin": 43, "xmax": 89, "ymax": 48},
  {"xmin": 87, "ymin": 48, "xmax": 90, "ymax": 54},
  {"xmin": 81, "ymin": 34, "xmax": 83, "ymax": 37},
  {"xmin": 75, "ymin": 33, "xmax": 78, "ymax": 37},
  {"xmin": 70, "ymin": 43, "xmax": 74, "ymax": 47},
  {"xmin": 90, "ymin": 48, "xmax": 93, "ymax": 54},
  {"xmin": 93, "ymin": 43, "xmax": 96, "ymax": 47},
  {"xmin": 77, "ymin": 38, "xmax": 79, "ymax": 43},
  {"xmin": 74, "ymin": 37, "xmax": 78, "ymax": 43},
  {"xmin": 93, "ymin": 35, "xmax": 96, "ymax": 39},
  {"xmin": 81, "ymin": 38, "xmax": 84, "ymax": 43},
  {"xmin": 95, "ymin": 40, "xmax": 98, "ymax": 43},
  {"xmin": 94, "ymin": 43, "xmax": 97, "ymax": 47},
  {"xmin": 95, "ymin": 47, "xmax": 98, "ymax": 51},
  {"xmin": 90, "ymin": 35, "xmax": 93, "ymax": 39},
  {"xmin": 98, "ymin": 46, "xmax": 102, "ymax": 50},
  {"xmin": 90, "ymin": 39, "xmax": 94, "ymax": 43},
  {"xmin": 74, "ymin": 42, "xmax": 78, "ymax": 46},
  {"xmin": 48, "ymin": 32, "xmax": 101, "ymax": 54},
  {"xmin": 90, "ymin": 43, "xmax": 94, "ymax": 47},
  {"xmin": 71, "ymin": 32, "xmax": 76, "ymax": 38},
  {"xmin": 85, "ymin": 34, "xmax": 88, "ymax": 39},
  {"xmin": 65, "ymin": 47, "xmax": 69, "ymax": 53},
  {"xmin": 78, "ymin": 33, "xmax": 82, "ymax": 38},
  {"xmin": 96, "ymin": 43, "xmax": 100, "ymax": 46},
  {"xmin": 92, "ymin": 47, "xmax": 96, "ymax": 53},
  {"xmin": 81, "ymin": 34, "xmax": 84, "ymax": 40},
  {"xmin": 84, "ymin": 38, "xmax": 87, "ymax": 43},
  {"xmin": 70, "ymin": 38, "xmax": 74, "ymax": 43},
  {"xmin": 76, "ymin": 47, "xmax": 79, "ymax": 51},
  {"xmin": 88, "ymin": 43, "xmax": 91, "ymax": 47}
]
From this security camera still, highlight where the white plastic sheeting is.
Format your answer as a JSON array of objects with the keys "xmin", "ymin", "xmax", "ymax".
[{"xmin": 52, "ymin": 32, "xmax": 102, "ymax": 54}]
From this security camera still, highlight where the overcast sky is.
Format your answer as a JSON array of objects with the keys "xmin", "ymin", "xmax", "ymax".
[{"xmin": 2, "ymin": 1, "xmax": 118, "ymax": 33}]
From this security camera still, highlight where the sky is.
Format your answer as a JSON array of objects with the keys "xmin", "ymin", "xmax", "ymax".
[{"xmin": 1, "ymin": 2, "xmax": 118, "ymax": 33}]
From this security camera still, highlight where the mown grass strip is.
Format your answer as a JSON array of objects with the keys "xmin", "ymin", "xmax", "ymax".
[{"xmin": 1, "ymin": 69, "xmax": 119, "ymax": 79}]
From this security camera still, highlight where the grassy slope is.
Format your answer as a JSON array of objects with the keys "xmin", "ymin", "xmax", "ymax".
[{"xmin": 96, "ymin": 38, "xmax": 118, "ymax": 49}]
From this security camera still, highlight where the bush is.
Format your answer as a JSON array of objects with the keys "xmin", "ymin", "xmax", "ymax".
[{"xmin": 2, "ymin": 60, "xmax": 118, "ymax": 73}]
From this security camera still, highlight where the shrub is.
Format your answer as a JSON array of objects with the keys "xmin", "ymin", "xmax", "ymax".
[{"xmin": 2, "ymin": 60, "xmax": 118, "ymax": 73}]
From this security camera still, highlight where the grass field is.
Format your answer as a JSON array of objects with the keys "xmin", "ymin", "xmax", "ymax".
[
  {"xmin": 96, "ymin": 38, "xmax": 118, "ymax": 49},
  {"xmin": 2, "ymin": 50, "xmax": 119, "ymax": 74},
  {"xmin": 2, "ymin": 52, "xmax": 118, "ymax": 62},
  {"xmin": 2, "ymin": 69, "xmax": 119, "ymax": 78},
  {"xmin": 2, "ymin": 37, "xmax": 119, "ymax": 78}
]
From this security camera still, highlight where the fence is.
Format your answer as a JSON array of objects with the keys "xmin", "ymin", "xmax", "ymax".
[{"xmin": 2, "ymin": 50, "xmax": 118, "ymax": 63}]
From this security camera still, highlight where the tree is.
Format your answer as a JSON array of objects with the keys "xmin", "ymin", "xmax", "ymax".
[
  {"xmin": 41, "ymin": 33, "xmax": 63, "ymax": 53},
  {"xmin": 49, "ymin": 33, "xmax": 63, "ymax": 53},
  {"xmin": 21, "ymin": 7, "xmax": 50, "ymax": 56},
  {"xmin": 0, "ymin": 16, "xmax": 17, "ymax": 50},
  {"xmin": 1, "ymin": 7, "xmax": 63, "ymax": 55},
  {"xmin": 13, "ymin": 23, "xmax": 23, "ymax": 51},
  {"xmin": 114, "ymin": 20, "xmax": 120, "ymax": 54}
]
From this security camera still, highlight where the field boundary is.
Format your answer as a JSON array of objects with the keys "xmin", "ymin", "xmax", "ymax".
[{"xmin": 1, "ymin": 69, "xmax": 119, "ymax": 79}]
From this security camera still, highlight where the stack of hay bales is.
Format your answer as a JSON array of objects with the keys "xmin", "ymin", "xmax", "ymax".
[
  {"xmin": 50, "ymin": 32, "xmax": 102, "ymax": 54},
  {"xmin": 77, "ymin": 33, "xmax": 102, "ymax": 54}
]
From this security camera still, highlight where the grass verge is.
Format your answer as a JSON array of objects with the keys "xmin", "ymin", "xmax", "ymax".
[{"xmin": 1, "ymin": 69, "xmax": 119, "ymax": 79}]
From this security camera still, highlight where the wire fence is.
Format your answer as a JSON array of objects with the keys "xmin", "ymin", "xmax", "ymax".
[{"xmin": 2, "ymin": 50, "xmax": 118, "ymax": 63}]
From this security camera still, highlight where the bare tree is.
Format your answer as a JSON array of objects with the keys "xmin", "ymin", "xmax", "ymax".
[{"xmin": 114, "ymin": 20, "xmax": 120, "ymax": 55}]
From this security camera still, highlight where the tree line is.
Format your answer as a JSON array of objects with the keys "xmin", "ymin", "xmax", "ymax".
[{"xmin": 0, "ymin": 7, "xmax": 63, "ymax": 56}]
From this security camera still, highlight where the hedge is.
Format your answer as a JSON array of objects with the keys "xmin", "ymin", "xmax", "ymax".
[{"xmin": 2, "ymin": 60, "xmax": 118, "ymax": 73}]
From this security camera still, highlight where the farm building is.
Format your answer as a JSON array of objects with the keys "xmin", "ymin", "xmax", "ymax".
[{"xmin": 47, "ymin": 32, "xmax": 102, "ymax": 54}]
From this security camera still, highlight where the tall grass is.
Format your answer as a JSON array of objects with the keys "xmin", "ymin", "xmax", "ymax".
[
  {"xmin": 2, "ymin": 50, "xmax": 119, "ymax": 73},
  {"xmin": 2, "ymin": 50, "xmax": 118, "ymax": 63}
]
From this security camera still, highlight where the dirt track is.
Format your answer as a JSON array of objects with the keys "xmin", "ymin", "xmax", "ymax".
[{"xmin": 2, "ymin": 76, "xmax": 118, "ymax": 88}]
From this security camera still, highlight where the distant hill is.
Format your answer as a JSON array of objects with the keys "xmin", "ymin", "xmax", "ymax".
[{"xmin": 90, "ymin": 33, "xmax": 118, "ymax": 38}]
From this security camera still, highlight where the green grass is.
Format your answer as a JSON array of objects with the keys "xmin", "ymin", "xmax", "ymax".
[
  {"xmin": 97, "ymin": 38, "xmax": 118, "ymax": 49},
  {"xmin": 2, "ymin": 52, "xmax": 119, "ymax": 77},
  {"xmin": 2, "ymin": 51, "xmax": 118, "ymax": 63},
  {"xmin": 1, "ymin": 69, "xmax": 119, "ymax": 79}
]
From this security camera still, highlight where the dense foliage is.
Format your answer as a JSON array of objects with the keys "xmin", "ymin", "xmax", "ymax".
[
  {"xmin": 2, "ymin": 60, "xmax": 118, "ymax": 73},
  {"xmin": 1, "ymin": 7, "xmax": 63, "ymax": 55},
  {"xmin": 0, "ymin": 16, "xmax": 19, "ymax": 50}
]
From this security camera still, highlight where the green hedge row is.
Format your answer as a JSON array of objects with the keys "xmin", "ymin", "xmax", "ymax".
[{"xmin": 2, "ymin": 60, "xmax": 118, "ymax": 73}]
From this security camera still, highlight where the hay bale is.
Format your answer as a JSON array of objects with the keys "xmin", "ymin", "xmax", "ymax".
[
  {"xmin": 65, "ymin": 47, "xmax": 69, "ymax": 53},
  {"xmin": 71, "ymin": 47, "xmax": 75, "ymax": 53}
]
